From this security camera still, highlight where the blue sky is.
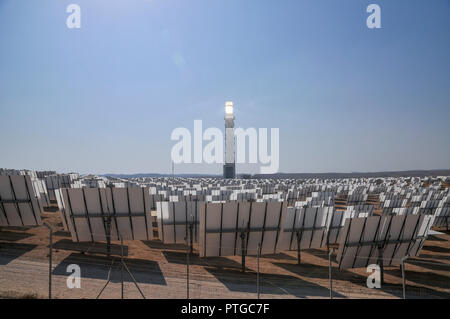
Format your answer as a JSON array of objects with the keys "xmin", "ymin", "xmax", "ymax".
[{"xmin": 0, "ymin": 0, "xmax": 449, "ymax": 175}]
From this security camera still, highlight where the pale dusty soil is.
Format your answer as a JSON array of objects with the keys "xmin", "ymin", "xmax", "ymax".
[{"xmin": 0, "ymin": 205, "xmax": 449, "ymax": 299}]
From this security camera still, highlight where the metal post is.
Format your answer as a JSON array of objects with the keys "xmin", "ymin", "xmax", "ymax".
[
  {"xmin": 378, "ymin": 245, "xmax": 384, "ymax": 286},
  {"xmin": 121, "ymin": 236, "xmax": 124, "ymax": 299},
  {"xmin": 257, "ymin": 243, "xmax": 261, "ymax": 299},
  {"xmin": 401, "ymin": 255, "xmax": 408, "ymax": 299},
  {"xmin": 105, "ymin": 217, "xmax": 111, "ymax": 258},
  {"xmin": 96, "ymin": 260, "xmax": 114, "ymax": 299},
  {"xmin": 186, "ymin": 227, "xmax": 190, "ymax": 299},
  {"xmin": 326, "ymin": 235, "xmax": 330, "ymax": 255},
  {"xmin": 240, "ymin": 231, "xmax": 246, "ymax": 272},
  {"xmin": 43, "ymin": 223, "xmax": 53, "ymax": 299},
  {"xmin": 297, "ymin": 231, "xmax": 301, "ymax": 265},
  {"xmin": 121, "ymin": 262, "xmax": 146, "ymax": 299},
  {"xmin": 189, "ymin": 223, "xmax": 194, "ymax": 255},
  {"xmin": 328, "ymin": 248, "xmax": 334, "ymax": 299}
]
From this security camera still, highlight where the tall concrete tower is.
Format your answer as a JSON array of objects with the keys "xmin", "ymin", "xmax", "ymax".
[{"xmin": 223, "ymin": 101, "xmax": 236, "ymax": 179}]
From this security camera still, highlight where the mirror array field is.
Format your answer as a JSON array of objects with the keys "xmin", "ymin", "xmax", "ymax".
[{"xmin": 0, "ymin": 169, "xmax": 449, "ymax": 299}]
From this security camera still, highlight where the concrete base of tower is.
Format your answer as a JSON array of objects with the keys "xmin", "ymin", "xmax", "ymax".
[{"xmin": 223, "ymin": 163, "xmax": 236, "ymax": 179}]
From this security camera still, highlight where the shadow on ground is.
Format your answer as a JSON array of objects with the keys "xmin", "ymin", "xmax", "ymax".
[
  {"xmin": 385, "ymin": 268, "xmax": 450, "ymax": 297},
  {"xmin": 53, "ymin": 252, "xmax": 167, "ymax": 285},
  {"xmin": 419, "ymin": 254, "xmax": 450, "ymax": 262},
  {"xmin": 43, "ymin": 206, "xmax": 59, "ymax": 212},
  {"xmin": 406, "ymin": 258, "xmax": 450, "ymax": 272},
  {"xmin": 162, "ymin": 251, "xmax": 242, "ymax": 269},
  {"xmin": 204, "ymin": 267, "xmax": 346, "ymax": 298},
  {"xmin": 52, "ymin": 239, "xmax": 129, "ymax": 256},
  {"xmin": 53, "ymin": 231, "xmax": 71, "ymax": 237},
  {"xmin": 0, "ymin": 242, "xmax": 38, "ymax": 265},
  {"xmin": 0, "ymin": 230, "xmax": 34, "ymax": 242},
  {"xmin": 259, "ymin": 252, "xmax": 297, "ymax": 261},
  {"xmin": 142, "ymin": 240, "xmax": 188, "ymax": 251},
  {"xmin": 0, "ymin": 226, "xmax": 33, "ymax": 231},
  {"xmin": 273, "ymin": 261, "xmax": 366, "ymax": 282},
  {"xmin": 421, "ymin": 245, "xmax": 450, "ymax": 254}
]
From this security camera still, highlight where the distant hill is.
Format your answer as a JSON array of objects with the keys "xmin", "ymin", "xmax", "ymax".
[
  {"xmin": 103, "ymin": 173, "xmax": 220, "ymax": 179},
  {"xmin": 102, "ymin": 169, "xmax": 450, "ymax": 180},
  {"xmin": 253, "ymin": 170, "xmax": 450, "ymax": 179}
]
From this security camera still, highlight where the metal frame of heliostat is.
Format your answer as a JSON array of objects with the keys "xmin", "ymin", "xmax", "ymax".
[
  {"xmin": 336, "ymin": 214, "xmax": 435, "ymax": 286},
  {"xmin": 61, "ymin": 187, "xmax": 154, "ymax": 249},
  {"xmin": 328, "ymin": 205, "xmax": 375, "ymax": 244},
  {"xmin": 279, "ymin": 206, "xmax": 334, "ymax": 264},
  {"xmin": 156, "ymin": 201, "xmax": 199, "ymax": 253},
  {"xmin": 433, "ymin": 207, "xmax": 450, "ymax": 230},
  {"xmin": 199, "ymin": 201, "xmax": 287, "ymax": 272},
  {"xmin": 54, "ymin": 188, "xmax": 69, "ymax": 231},
  {"xmin": 0, "ymin": 175, "xmax": 42, "ymax": 226},
  {"xmin": 60, "ymin": 186, "xmax": 154, "ymax": 298},
  {"xmin": 327, "ymin": 208, "xmax": 374, "ymax": 246}
]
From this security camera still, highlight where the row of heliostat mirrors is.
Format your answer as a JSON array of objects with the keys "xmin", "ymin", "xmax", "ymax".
[{"xmin": 55, "ymin": 188, "xmax": 438, "ymax": 270}]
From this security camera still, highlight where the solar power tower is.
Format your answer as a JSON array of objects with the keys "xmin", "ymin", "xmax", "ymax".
[{"xmin": 223, "ymin": 101, "xmax": 236, "ymax": 179}]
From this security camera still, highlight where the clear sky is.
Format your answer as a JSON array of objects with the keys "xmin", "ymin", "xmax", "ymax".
[{"xmin": 0, "ymin": 0, "xmax": 449, "ymax": 175}]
